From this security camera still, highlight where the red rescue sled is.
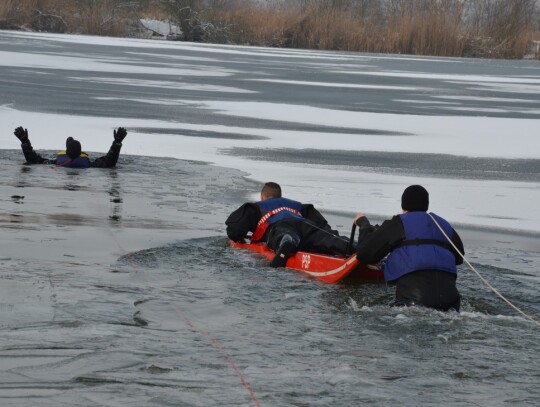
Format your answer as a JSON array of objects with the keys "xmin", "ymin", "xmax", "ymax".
[{"xmin": 228, "ymin": 225, "xmax": 383, "ymax": 284}]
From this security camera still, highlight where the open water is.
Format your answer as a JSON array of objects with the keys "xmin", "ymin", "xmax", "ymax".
[
  {"xmin": 0, "ymin": 30, "xmax": 539, "ymax": 406},
  {"xmin": 0, "ymin": 150, "xmax": 539, "ymax": 407}
]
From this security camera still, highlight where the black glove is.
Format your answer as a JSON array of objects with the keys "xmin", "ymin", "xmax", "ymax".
[
  {"xmin": 113, "ymin": 127, "xmax": 127, "ymax": 143},
  {"xmin": 14, "ymin": 127, "xmax": 29, "ymax": 143}
]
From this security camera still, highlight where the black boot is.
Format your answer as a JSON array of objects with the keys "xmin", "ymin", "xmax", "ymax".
[{"xmin": 270, "ymin": 235, "xmax": 298, "ymax": 268}]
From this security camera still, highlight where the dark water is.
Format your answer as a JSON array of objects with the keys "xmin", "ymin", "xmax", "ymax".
[{"xmin": 1, "ymin": 150, "xmax": 539, "ymax": 406}]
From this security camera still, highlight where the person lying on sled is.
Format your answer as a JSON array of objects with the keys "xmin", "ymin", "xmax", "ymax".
[
  {"xmin": 226, "ymin": 181, "xmax": 349, "ymax": 267},
  {"xmin": 13, "ymin": 126, "xmax": 127, "ymax": 168},
  {"xmin": 354, "ymin": 185, "xmax": 464, "ymax": 311}
]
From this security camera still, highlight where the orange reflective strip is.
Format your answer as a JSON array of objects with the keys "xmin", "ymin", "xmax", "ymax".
[{"xmin": 251, "ymin": 207, "xmax": 302, "ymax": 242}]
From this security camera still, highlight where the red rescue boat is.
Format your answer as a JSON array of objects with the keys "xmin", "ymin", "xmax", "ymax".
[{"xmin": 229, "ymin": 225, "xmax": 383, "ymax": 284}]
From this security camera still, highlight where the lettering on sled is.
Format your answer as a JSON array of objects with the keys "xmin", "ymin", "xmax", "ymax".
[{"xmin": 229, "ymin": 240, "xmax": 383, "ymax": 284}]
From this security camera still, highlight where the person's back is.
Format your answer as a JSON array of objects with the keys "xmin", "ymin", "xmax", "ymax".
[
  {"xmin": 384, "ymin": 211, "xmax": 458, "ymax": 280},
  {"xmin": 226, "ymin": 182, "xmax": 349, "ymax": 267},
  {"xmin": 250, "ymin": 196, "xmax": 304, "ymax": 242},
  {"xmin": 355, "ymin": 185, "xmax": 464, "ymax": 311},
  {"xmin": 14, "ymin": 126, "xmax": 127, "ymax": 168},
  {"xmin": 53, "ymin": 137, "xmax": 91, "ymax": 168},
  {"xmin": 55, "ymin": 151, "xmax": 91, "ymax": 168}
]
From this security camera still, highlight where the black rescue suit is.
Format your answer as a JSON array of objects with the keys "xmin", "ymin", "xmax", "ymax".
[
  {"xmin": 226, "ymin": 197, "xmax": 349, "ymax": 256},
  {"xmin": 356, "ymin": 211, "xmax": 464, "ymax": 311},
  {"xmin": 20, "ymin": 140, "xmax": 123, "ymax": 168}
]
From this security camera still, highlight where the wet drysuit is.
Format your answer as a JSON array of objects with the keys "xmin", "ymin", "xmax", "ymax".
[
  {"xmin": 356, "ymin": 211, "xmax": 464, "ymax": 311},
  {"xmin": 226, "ymin": 197, "xmax": 349, "ymax": 256},
  {"xmin": 20, "ymin": 140, "xmax": 123, "ymax": 168}
]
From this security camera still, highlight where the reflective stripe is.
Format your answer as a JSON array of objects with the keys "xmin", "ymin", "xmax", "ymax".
[
  {"xmin": 251, "ymin": 205, "xmax": 303, "ymax": 242},
  {"xmin": 256, "ymin": 206, "xmax": 302, "ymax": 228},
  {"xmin": 57, "ymin": 150, "xmax": 89, "ymax": 158}
]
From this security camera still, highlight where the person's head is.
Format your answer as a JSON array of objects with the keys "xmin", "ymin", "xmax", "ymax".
[
  {"xmin": 66, "ymin": 137, "xmax": 82, "ymax": 159},
  {"xmin": 261, "ymin": 182, "xmax": 282, "ymax": 200},
  {"xmin": 401, "ymin": 185, "xmax": 429, "ymax": 212}
]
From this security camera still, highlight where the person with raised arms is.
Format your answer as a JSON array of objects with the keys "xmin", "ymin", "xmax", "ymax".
[
  {"xmin": 13, "ymin": 126, "xmax": 128, "ymax": 168},
  {"xmin": 355, "ymin": 185, "xmax": 465, "ymax": 311},
  {"xmin": 226, "ymin": 182, "xmax": 350, "ymax": 267}
]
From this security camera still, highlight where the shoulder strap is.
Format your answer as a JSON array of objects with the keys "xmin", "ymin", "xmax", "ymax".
[
  {"xmin": 394, "ymin": 238, "xmax": 452, "ymax": 251},
  {"xmin": 251, "ymin": 206, "xmax": 302, "ymax": 242}
]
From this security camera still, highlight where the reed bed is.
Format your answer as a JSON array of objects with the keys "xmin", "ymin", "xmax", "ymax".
[{"xmin": 0, "ymin": 0, "xmax": 538, "ymax": 59}]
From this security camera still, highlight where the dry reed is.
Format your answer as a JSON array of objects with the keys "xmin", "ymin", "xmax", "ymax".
[{"xmin": 0, "ymin": 0, "xmax": 537, "ymax": 59}]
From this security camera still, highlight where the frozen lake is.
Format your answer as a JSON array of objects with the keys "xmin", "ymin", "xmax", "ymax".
[
  {"xmin": 0, "ymin": 30, "xmax": 539, "ymax": 406},
  {"xmin": 1, "ymin": 30, "xmax": 540, "ymax": 233}
]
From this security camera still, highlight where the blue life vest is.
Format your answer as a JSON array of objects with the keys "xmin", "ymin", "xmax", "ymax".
[
  {"xmin": 56, "ymin": 151, "xmax": 91, "ymax": 168},
  {"xmin": 384, "ymin": 212, "xmax": 457, "ymax": 282},
  {"xmin": 251, "ymin": 198, "xmax": 303, "ymax": 242}
]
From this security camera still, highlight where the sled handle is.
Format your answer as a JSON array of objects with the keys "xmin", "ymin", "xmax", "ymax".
[{"xmin": 346, "ymin": 223, "xmax": 357, "ymax": 256}]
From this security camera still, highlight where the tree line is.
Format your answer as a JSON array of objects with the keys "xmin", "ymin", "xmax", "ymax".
[{"xmin": 1, "ymin": 0, "xmax": 539, "ymax": 59}]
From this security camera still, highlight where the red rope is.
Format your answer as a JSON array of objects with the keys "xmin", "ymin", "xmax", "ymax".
[
  {"xmin": 106, "ymin": 227, "xmax": 260, "ymax": 406},
  {"xmin": 170, "ymin": 304, "xmax": 260, "ymax": 405}
]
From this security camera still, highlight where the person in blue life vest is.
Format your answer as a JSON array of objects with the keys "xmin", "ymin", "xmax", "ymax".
[
  {"xmin": 226, "ymin": 182, "xmax": 350, "ymax": 267},
  {"xmin": 13, "ymin": 126, "xmax": 127, "ymax": 168},
  {"xmin": 355, "ymin": 185, "xmax": 464, "ymax": 311}
]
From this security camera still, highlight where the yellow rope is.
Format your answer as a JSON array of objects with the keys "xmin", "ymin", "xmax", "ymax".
[{"xmin": 427, "ymin": 212, "xmax": 540, "ymax": 328}]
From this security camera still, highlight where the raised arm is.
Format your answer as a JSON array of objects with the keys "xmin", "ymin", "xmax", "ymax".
[
  {"xmin": 91, "ymin": 127, "xmax": 127, "ymax": 168},
  {"xmin": 14, "ymin": 126, "xmax": 52, "ymax": 164}
]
